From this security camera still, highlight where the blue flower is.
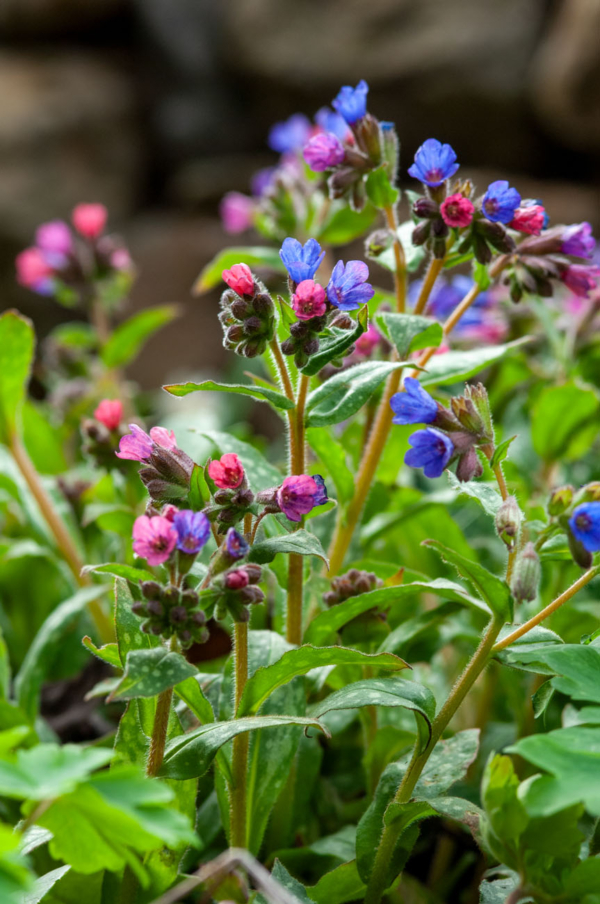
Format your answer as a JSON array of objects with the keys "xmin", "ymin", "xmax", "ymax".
[
  {"xmin": 482, "ymin": 181, "xmax": 521, "ymax": 224},
  {"xmin": 408, "ymin": 139, "xmax": 459, "ymax": 187},
  {"xmin": 279, "ymin": 237, "xmax": 325, "ymax": 283},
  {"xmin": 327, "ymin": 260, "xmax": 374, "ymax": 311},
  {"xmin": 405, "ymin": 428, "xmax": 454, "ymax": 478},
  {"xmin": 173, "ymin": 510, "xmax": 211, "ymax": 555},
  {"xmin": 390, "ymin": 378, "xmax": 438, "ymax": 425},
  {"xmin": 226, "ymin": 527, "xmax": 249, "ymax": 560},
  {"xmin": 314, "ymin": 107, "xmax": 350, "ymax": 140},
  {"xmin": 569, "ymin": 503, "xmax": 600, "ymax": 552},
  {"xmin": 312, "ymin": 475, "xmax": 328, "ymax": 506},
  {"xmin": 332, "ymin": 80, "xmax": 369, "ymax": 124},
  {"xmin": 268, "ymin": 114, "xmax": 312, "ymax": 154}
]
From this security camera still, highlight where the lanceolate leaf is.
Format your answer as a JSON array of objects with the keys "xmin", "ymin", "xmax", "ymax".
[
  {"xmin": 249, "ymin": 530, "xmax": 329, "ymax": 568},
  {"xmin": 101, "ymin": 305, "xmax": 178, "ymax": 369},
  {"xmin": 193, "ymin": 246, "xmax": 286, "ymax": 294},
  {"xmin": 173, "ymin": 675, "xmax": 215, "ymax": 724},
  {"xmin": 109, "ymin": 647, "xmax": 197, "ymax": 700},
  {"xmin": 306, "ymin": 362, "xmax": 408, "ymax": 428},
  {"xmin": 306, "ymin": 428, "xmax": 354, "ymax": 504},
  {"xmin": 423, "ymin": 540, "xmax": 512, "ymax": 620},
  {"xmin": 376, "ymin": 312, "xmax": 442, "ymax": 359},
  {"xmin": 0, "ymin": 310, "xmax": 35, "ymax": 444},
  {"xmin": 419, "ymin": 338, "xmax": 530, "ymax": 387},
  {"xmin": 82, "ymin": 562, "xmax": 156, "ymax": 585},
  {"xmin": 163, "ymin": 379, "xmax": 294, "ymax": 411}
]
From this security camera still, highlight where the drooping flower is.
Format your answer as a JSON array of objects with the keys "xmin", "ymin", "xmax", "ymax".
[
  {"xmin": 226, "ymin": 527, "xmax": 249, "ymax": 560},
  {"xmin": 116, "ymin": 424, "xmax": 176, "ymax": 461},
  {"xmin": 561, "ymin": 264, "xmax": 600, "ymax": 298},
  {"xmin": 132, "ymin": 515, "xmax": 177, "ymax": 566},
  {"xmin": 291, "ymin": 280, "xmax": 327, "ymax": 320},
  {"xmin": 94, "ymin": 399, "xmax": 123, "ymax": 431},
  {"xmin": 327, "ymin": 260, "xmax": 374, "ymax": 311},
  {"xmin": 222, "ymin": 263, "xmax": 254, "ymax": 296},
  {"xmin": 405, "ymin": 428, "xmax": 454, "ymax": 478},
  {"xmin": 277, "ymin": 474, "xmax": 328, "ymax": 522},
  {"xmin": 408, "ymin": 139, "xmax": 459, "ymax": 187},
  {"xmin": 509, "ymin": 205, "xmax": 545, "ymax": 235},
  {"xmin": 303, "ymin": 133, "xmax": 345, "ymax": 172},
  {"xmin": 15, "ymin": 248, "xmax": 54, "ymax": 292},
  {"xmin": 332, "ymin": 80, "xmax": 369, "ymax": 124},
  {"xmin": 569, "ymin": 502, "xmax": 600, "ymax": 552},
  {"xmin": 390, "ymin": 378, "xmax": 438, "ymax": 425},
  {"xmin": 279, "ymin": 238, "xmax": 325, "ymax": 283},
  {"xmin": 561, "ymin": 222, "xmax": 596, "ymax": 259},
  {"xmin": 225, "ymin": 569, "xmax": 249, "ymax": 590},
  {"xmin": 35, "ymin": 220, "xmax": 73, "ymax": 256},
  {"xmin": 355, "ymin": 323, "xmax": 382, "ymax": 357},
  {"xmin": 482, "ymin": 181, "xmax": 521, "ymax": 224},
  {"xmin": 220, "ymin": 192, "xmax": 254, "ymax": 234},
  {"xmin": 149, "ymin": 426, "xmax": 177, "ymax": 450},
  {"xmin": 314, "ymin": 107, "xmax": 351, "ymax": 140},
  {"xmin": 268, "ymin": 114, "xmax": 312, "ymax": 154},
  {"xmin": 172, "ymin": 509, "xmax": 211, "ymax": 555},
  {"xmin": 208, "ymin": 453, "xmax": 244, "ymax": 489},
  {"xmin": 440, "ymin": 194, "xmax": 474, "ymax": 228},
  {"xmin": 72, "ymin": 203, "xmax": 108, "ymax": 239}
]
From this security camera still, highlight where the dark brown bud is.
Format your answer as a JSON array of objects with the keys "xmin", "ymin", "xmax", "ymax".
[
  {"xmin": 455, "ymin": 447, "xmax": 483, "ymax": 483},
  {"xmin": 413, "ymin": 198, "xmax": 439, "ymax": 219},
  {"xmin": 226, "ymin": 324, "xmax": 245, "ymax": 343},
  {"xmin": 243, "ymin": 316, "xmax": 263, "ymax": 337},
  {"xmin": 230, "ymin": 298, "xmax": 252, "ymax": 320},
  {"xmin": 170, "ymin": 606, "xmax": 188, "ymax": 624}
]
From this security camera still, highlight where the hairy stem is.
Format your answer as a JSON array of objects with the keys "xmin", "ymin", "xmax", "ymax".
[
  {"xmin": 286, "ymin": 374, "xmax": 310, "ymax": 644},
  {"xmin": 413, "ymin": 257, "xmax": 444, "ymax": 315},
  {"xmin": 383, "ymin": 204, "xmax": 407, "ymax": 314},
  {"xmin": 230, "ymin": 620, "xmax": 249, "ymax": 848}
]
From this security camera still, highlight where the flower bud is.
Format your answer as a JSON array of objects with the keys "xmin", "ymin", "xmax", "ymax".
[
  {"xmin": 365, "ymin": 229, "xmax": 393, "ymax": 258},
  {"xmin": 548, "ymin": 485, "xmax": 574, "ymax": 517},
  {"xmin": 567, "ymin": 528, "xmax": 593, "ymax": 569},
  {"xmin": 575, "ymin": 481, "xmax": 600, "ymax": 505},
  {"xmin": 455, "ymin": 447, "xmax": 483, "ymax": 483},
  {"xmin": 412, "ymin": 221, "xmax": 431, "ymax": 246},
  {"xmin": 511, "ymin": 543, "xmax": 541, "ymax": 603},
  {"xmin": 495, "ymin": 496, "xmax": 521, "ymax": 550},
  {"xmin": 464, "ymin": 384, "xmax": 494, "ymax": 441},
  {"xmin": 244, "ymin": 563, "xmax": 262, "ymax": 584},
  {"xmin": 230, "ymin": 298, "xmax": 252, "ymax": 320},
  {"xmin": 413, "ymin": 198, "xmax": 439, "ymax": 219}
]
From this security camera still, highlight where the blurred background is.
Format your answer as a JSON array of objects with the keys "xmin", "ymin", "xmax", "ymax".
[{"xmin": 1, "ymin": 0, "xmax": 599, "ymax": 390}]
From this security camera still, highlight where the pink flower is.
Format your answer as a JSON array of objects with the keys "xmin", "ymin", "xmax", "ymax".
[
  {"xmin": 110, "ymin": 248, "xmax": 132, "ymax": 271},
  {"xmin": 35, "ymin": 220, "xmax": 73, "ymax": 256},
  {"xmin": 149, "ymin": 426, "xmax": 177, "ymax": 450},
  {"xmin": 208, "ymin": 453, "xmax": 244, "ymax": 489},
  {"xmin": 132, "ymin": 515, "xmax": 177, "ymax": 566},
  {"xmin": 161, "ymin": 504, "xmax": 179, "ymax": 522},
  {"xmin": 15, "ymin": 247, "xmax": 53, "ymax": 288},
  {"xmin": 277, "ymin": 474, "xmax": 328, "ymax": 522},
  {"xmin": 94, "ymin": 399, "xmax": 123, "ymax": 431},
  {"xmin": 303, "ymin": 133, "xmax": 345, "ymax": 172},
  {"xmin": 291, "ymin": 279, "xmax": 327, "ymax": 320},
  {"xmin": 116, "ymin": 424, "xmax": 177, "ymax": 461},
  {"xmin": 355, "ymin": 323, "xmax": 382, "ymax": 357},
  {"xmin": 561, "ymin": 264, "xmax": 600, "ymax": 298},
  {"xmin": 440, "ymin": 194, "xmax": 474, "ymax": 228},
  {"xmin": 509, "ymin": 205, "xmax": 545, "ymax": 236},
  {"xmin": 220, "ymin": 192, "xmax": 254, "ymax": 234},
  {"xmin": 72, "ymin": 203, "xmax": 108, "ymax": 239},
  {"xmin": 222, "ymin": 263, "xmax": 254, "ymax": 297},
  {"xmin": 225, "ymin": 568, "xmax": 250, "ymax": 590}
]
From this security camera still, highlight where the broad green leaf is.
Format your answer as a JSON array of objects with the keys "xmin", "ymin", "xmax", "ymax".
[
  {"xmin": 238, "ymin": 645, "xmax": 408, "ymax": 716},
  {"xmin": 82, "ymin": 504, "xmax": 135, "ymax": 537},
  {"xmin": 159, "ymin": 715, "xmax": 329, "ymax": 780},
  {"xmin": 200, "ymin": 431, "xmax": 282, "ymax": 490},
  {"xmin": 110, "ymin": 647, "xmax": 197, "ymax": 700},
  {"xmin": 376, "ymin": 312, "xmax": 442, "ymax": 359},
  {"xmin": 0, "ymin": 822, "xmax": 33, "ymax": 899},
  {"xmin": 256, "ymin": 859, "xmax": 312, "ymax": 904},
  {"xmin": 101, "ymin": 305, "xmax": 178, "ymax": 368},
  {"xmin": 249, "ymin": 529, "xmax": 329, "ymax": 568},
  {"xmin": 404, "ymin": 728, "xmax": 480, "ymax": 801},
  {"xmin": 115, "ymin": 578, "xmax": 160, "ymax": 662},
  {"xmin": 0, "ymin": 744, "xmax": 113, "ymax": 799},
  {"xmin": 307, "ymin": 860, "xmax": 366, "ymax": 904},
  {"xmin": 306, "ymin": 362, "xmax": 407, "ymax": 428},
  {"xmin": 194, "ymin": 246, "xmax": 286, "ymax": 293},
  {"xmin": 173, "ymin": 675, "xmax": 215, "ymax": 724},
  {"xmin": 188, "ymin": 463, "xmax": 210, "ymax": 511},
  {"xmin": 375, "ymin": 221, "xmax": 426, "ymax": 274},
  {"xmin": 419, "ymin": 338, "xmax": 530, "ymax": 387},
  {"xmin": 318, "ymin": 205, "xmax": 377, "ymax": 245},
  {"xmin": 82, "ymin": 562, "xmax": 156, "ymax": 584},
  {"xmin": 501, "ymin": 641, "xmax": 596, "ymax": 685},
  {"xmin": 15, "ymin": 586, "xmax": 109, "ymax": 721},
  {"xmin": 306, "ymin": 428, "xmax": 354, "ymax": 504},
  {"xmin": 0, "ymin": 310, "xmax": 35, "ymax": 443},
  {"xmin": 365, "ymin": 166, "xmax": 399, "ymax": 208},
  {"xmin": 22, "ymin": 401, "xmax": 68, "ymax": 475},
  {"xmin": 82, "ymin": 637, "xmax": 121, "ymax": 669},
  {"xmin": 163, "ymin": 379, "xmax": 294, "ymax": 411},
  {"xmin": 378, "ymin": 601, "xmax": 462, "ymax": 659},
  {"xmin": 531, "ymin": 382, "xmax": 600, "ymax": 462},
  {"xmin": 423, "ymin": 540, "xmax": 512, "ymax": 619},
  {"xmin": 20, "ymin": 865, "xmax": 70, "ymax": 904},
  {"xmin": 301, "ymin": 307, "xmax": 368, "ymax": 377},
  {"xmin": 446, "ymin": 471, "xmax": 503, "ymax": 517}
]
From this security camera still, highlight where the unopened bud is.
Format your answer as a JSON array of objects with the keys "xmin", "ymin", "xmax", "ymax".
[
  {"xmin": 455, "ymin": 447, "xmax": 483, "ymax": 483},
  {"xmin": 141, "ymin": 581, "xmax": 162, "ymax": 600},
  {"xmin": 230, "ymin": 298, "xmax": 252, "ymax": 320},
  {"xmin": 548, "ymin": 485, "xmax": 574, "ymax": 517},
  {"xmin": 412, "ymin": 220, "xmax": 431, "ymax": 246},
  {"xmin": 575, "ymin": 482, "xmax": 600, "ymax": 505},
  {"xmin": 244, "ymin": 563, "xmax": 262, "ymax": 584},
  {"xmin": 511, "ymin": 543, "xmax": 541, "ymax": 603},
  {"xmin": 567, "ymin": 529, "xmax": 593, "ymax": 570},
  {"xmin": 413, "ymin": 198, "xmax": 439, "ymax": 219},
  {"xmin": 365, "ymin": 229, "xmax": 393, "ymax": 258},
  {"xmin": 495, "ymin": 496, "xmax": 521, "ymax": 550}
]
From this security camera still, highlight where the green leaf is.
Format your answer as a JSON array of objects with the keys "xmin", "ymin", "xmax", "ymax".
[
  {"xmin": 0, "ymin": 743, "xmax": 113, "ymax": 799},
  {"xmin": 19, "ymin": 865, "xmax": 70, "ymax": 904},
  {"xmin": 115, "ymin": 578, "xmax": 160, "ymax": 662},
  {"xmin": 419, "ymin": 338, "xmax": 530, "ymax": 387},
  {"xmin": 446, "ymin": 471, "xmax": 503, "ymax": 517},
  {"xmin": 300, "ymin": 308, "xmax": 368, "ymax": 377},
  {"xmin": 0, "ymin": 310, "xmax": 35, "ymax": 443},
  {"xmin": 101, "ymin": 305, "xmax": 178, "ymax": 369},
  {"xmin": 14, "ymin": 586, "xmax": 109, "ymax": 721},
  {"xmin": 306, "ymin": 362, "xmax": 407, "ymax": 428},
  {"xmin": 365, "ymin": 166, "xmax": 399, "ymax": 209},
  {"xmin": 188, "ymin": 463, "xmax": 210, "ymax": 511},
  {"xmin": 479, "ymin": 875, "xmax": 522, "ymax": 904},
  {"xmin": 0, "ymin": 822, "xmax": 34, "ymax": 899},
  {"xmin": 193, "ymin": 246, "xmax": 286, "ymax": 294},
  {"xmin": 200, "ymin": 431, "xmax": 282, "ymax": 491},
  {"xmin": 376, "ymin": 312, "xmax": 442, "ymax": 359},
  {"xmin": 531, "ymin": 382, "xmax": 600, "ymax": 462},
  {"xmin": 307, "ymin": 860, "xmax": 366, "ymax": 904},
  {"xmin": 238, "ymin": 645, "xmax": 408, "ymax": 716},
  {"xmin": 82, "ymin": 562, "xmax": 156, "ymax": 585},
  {"xmin": 173, "ymin": 675, "xmax": 215, "ymax": 724},
  {"xmin": 82, "ymin": 637, "xmax": 121, "ymax": 669},
  {"xmin": 305, "ymin": 428, "xmax": 354, "ymax": 505},
  {"xmin": 318, "ymin": 205, "xmax": 377, "ymax": 245},
  {"xmin": 473, "ymin": 260, "xmax": 492, "ymax": 290},
  {"xmin": 249, "ymin": 530, "xmax": 329, "ymax": 568},
  {"xmin": 423, "ymin": 540, "xmax": 512, "ymax": 619},
  {"xmin": 508, "ymin": 644, "xmax": 600, "ymax": 703},
  {"xmin": 257, "ymin": 859, "xmax": 313, "ymax": 904},
  {"xmin": 110, "ymin": 647, "xmax": 197, "ymax": 700},
  {"xmin": 22, "ymin": 401, "xmax": 68, "ymax": 475},
  {"xmin": 163, "ymin": 379, "xmax": 294, "ymax": 411},
  {"xmin": 159, "ymin": 715, "xmax": 329, "ymax": 780},
  {"xmin": 489, "ymin": 435, "xmax": 517, "ymax": 468}
]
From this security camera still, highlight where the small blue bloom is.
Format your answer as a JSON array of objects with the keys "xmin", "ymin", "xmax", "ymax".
[
  {"xmin": 569, "ymin": 503, "xmax": 600, "ymax": 552},
  {"xmin": 327, "ymin": 260, "xmax": 374, "ymax": 311},
  {"xmin": 390, "ymin": 378, "xmax": 438, "ymax": 425},
  {"xmin": 315, "ymin": 107, "xmax": 350, "ymax": 140},
  {"xmin": 408, "ymin": 139, "xmax": 459, "ymax": 187},
  {"xmin": 405, "ymin": 428, "xmax": 454, "ymax": 479},
  {"xmin": 173, "ymin": 510, "xmax": 211, "ymax": 555},
  {"xmin": 332, "ymin": 80, "xmax": 369, "ymax": 124},
  {"xmin": 279, "ymin": 237, "xmax": 325, "ymax": 283},
  {"xmin": 268, "ymin": 114, "xmax": 312, "ymax": 154},
  {"xmin": 226, "ymin": 527, "xmax": 249, "ymax": 560},
  {"xmin": 482, "ymin": 180, "xmax": 521, "ymax": 224},
  {"xmin": 312, "ymin": 475, "xmax": 328, "ymax": 506}
]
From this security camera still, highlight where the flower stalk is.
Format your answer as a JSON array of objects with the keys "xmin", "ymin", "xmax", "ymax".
[{"xmin": 230, "ymin": 619, "xmax": 249, "ymax": 848}]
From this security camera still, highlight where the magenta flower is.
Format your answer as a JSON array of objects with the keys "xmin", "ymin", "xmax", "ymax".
[
  {"xmin": 291, "ymin": 280, "xmax": 327, "ymax": 321},
  {"xmin": 222, "ymin": 263, "xmax": 255, "ymax": 297},
  {"xmin": 440, "ymin": 194, "xmax": 474, "ymax": 228},
  {"xmin": 15, "ymin": 247, "xmax": 53, "ymax": 291},
  {"xmin": 225, "ymin": 569, "xmax": 250, "ymax": 590},
  {"xmin": 561, "ymin": 264, "xmax": 600, "ymax": 298},
  {"xmin": 35, "ymin": 220, "xmax": 73, "ymax": 256},
  {"xmin": 94, "ymin": 399, "xmax": 123, "ymax": 431},
  {"xmin": 561, "ymin": 222, "xmax": 596, "ymax": 259},
  {"xmin": 277, "ymin": 474, "xmax": 328, "ymax": 522},
  {"xmin": 149, "ymin": 426, "xmax": 177, "ymax": 450},
  {"xmin": 303, "ymin": 133, "xmax": 345, "ymax": 172},
  {"xmin": 116, "ymin": 424, "xmax": 176, "ymax": 461},
  {"xmin": 220, "ymin": 192, "xmax": 254, "ymax": 234},
  {"xmin": 72, "ymin": 203, "xmax": 107, "ymax": 239},
  {"xmin": 509, "ymin": 205, "xmax": 545, "ymax": 236},
  {"xmin": 208, "ymin": 453, "xmax": 244, "ymax": 489},
  {"xmin": 132, "ymin": 515, "xmax": 177, "ymax": 566},
  {"xmin": 354, "ymin": 323, "xmax": 382, "ymax": 357}
]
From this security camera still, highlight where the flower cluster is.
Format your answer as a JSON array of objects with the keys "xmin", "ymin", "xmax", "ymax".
[
  {"xmin": 323, "ymin": 568, "xmax": 383, "ymax": 607},
  {"xmin": 208, "ymin": 561, "xmax": 265, "ymax": 623},
  {"xmin": 131, "ymin": 579, "xmax": 209, "ymax": 649},
  {"xmin": 507, "ymin": 221, "xmax": 599, "ymax": 302},
  {"xmin": 219, "ymin": 264, "xmax": 276, "ymax": 358},
  {"xmin": 117, "ymin": 424, "xmax": 194, "ymax": 503}
]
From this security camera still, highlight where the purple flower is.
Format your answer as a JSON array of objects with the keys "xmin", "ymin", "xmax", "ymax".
[
  {"xmin": 314, "ymin": 107, "xmax": 351, "ymax": 140},
  {"xmin": 173, "ymin": 510, "xmax": 211, "ymax": 555},
  {"xmin": 268, "ymin": 114, "xmax": 312, "ymax": 154},
  {"xmin": 561, "ymin": 222, "xmax": 596, "ymax": 259},
  {"xmin": 332, "ymin": 80, "xmax": 369, "ymax": 124},
  {"xmin": 569, "ymin": 503, "xmax": 600, "ymax": 552},
  {"xmin": 251, "ymin": 167, "xmax": 276, "ymax": 197},
  {"xmin": 116, "ymin": 424, "xmax": 177, "ymax": 461},
  {"xmin": 327, "ymin": 260, "xmax": 374, "ymax": 311},
  {"xmin": 405, "ymin": 428, "xmax": 454, "ymax": 479},
  {"xmin": 132, "ymin": 515, "xmax": 177, "ymax": 566},
  {"xmin": 35, "ymin": 220, "xmax": 73, "ymax": 256},
  {"xmin": 408, "ymin": 139, "xmax": 459, "ymax": 187},
  {"xmin": 226, "ymin": 528, "xmax": 249, "ymax": 560},
  {"xmin": 303, "ymin": 133, "xmax": 345, "ymax": 172},
  {"xmin": 277, "ymin": 475, "xmax": 328, "ymax": 522},
  {"xmin": 279, "ymin": 237, "xmax": 325, "ymax": 283},
  {"xmin": 390, "ymin": 378, "xmax": 438, "ymax": 425},
  {"xmin": 482, "ymin": 181, "xmax": 521, "ymax": 224},
  {"xmin": 220, "ymin": 192, "xmax": 254, "ymax": 234},
  {"xmin": 561, "ymin": 264, "xmax": 600, "ymax": 298}
]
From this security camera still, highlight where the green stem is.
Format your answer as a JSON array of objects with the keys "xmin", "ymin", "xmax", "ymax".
[
  {"xmin": 146, "ymin": 636, "xmax": 179, "ymax": 777},
  {"xmin": 230, "ymin": 619, "xmax": 249, "ymax": 848},
  {"xmin": 286, "ymin": 374, "xmax": 310, "ymax": 645},
  {"xmin": 383, "ymin": 204, "xmax": 407, "ymax": 313},
  {"xmin": 365, "ymin": 615, "xmax": 504, "ymax": 904}
]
